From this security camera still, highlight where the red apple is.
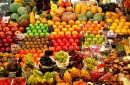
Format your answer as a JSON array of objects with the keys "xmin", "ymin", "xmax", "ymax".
[
  {"xmin": 4, "ymin": 43, "xmax": 9, "ymax": 47},
  {"xmin": 66, "ymin": 42, "xmax": 71, "ymax": 47},
  {"xmin": 72, "ymin": 43, "xmax": 77, "ymax": 47},
  {"xmin": 14, "ymin": 31, "xmax": 21, "ymax": 35},
  {"xmin": 69, "ymin": 46, "xmax": 74, "ymax": 50},
  {"xmin": 62, "ymin": 38, "xmax": 68, "ymax": 43},
  {"xmin": 56, "ymin": 39, "xmax": 62, "ymax": 44},
  {"xmin": 11, "ymin": 26, "xmax": 18, "ymax": 32},
  {"xmin": 3, "ymin": 27, "xmax": 10, "ymax": 32},
  {"xmin": 1, "ymin": 23, "xmax": 7, "ymax": 28},
  {"xmin": 78, "ymin": 34, "xmax": 83, "ymax": 38},
  {"xmin": 72, "ymin": 35, "xmax": 77, "ymax": 39},
  {"xmin": 69, "ymin": 38, "xmax": 74, "ymax": 43},
  {"xmin": 49, "ymin": 47, "xmax": 55, "ymax": 52},
  {"xmin": 74, "ymin": 39, "xmax": 80, "ymax": 44},
  {"xmin": 74, "ymin": 46, "xmax": 80, "ymax": 51},
  {"xmin": 6, "ymin": 31, "xmax": 13, "ymax": 36},
  {"xmin": 60, "ymin": 35, "xmax": 65, "ymax": 39},
  {"xmin": 0, "ymin": 31, "xmax": 4, "ymax": 35},
  {"xmin": 6, "ymin": 36, "xmax": 12, "ymax": 39},
  {"xmin": 7, "ymin": 38, "xmax": 13, "ymax": 43},
  {"xmin": 48, "ymin": 35, "xmax": 54, "ymax": 40},
  {"xmin": 0, "ymin": 27, "xmax": 2, "ymax": 31},
  {"xmin": 8, "ymin": 23, "xmax": 13, "ymax": 28},
  {"xmin": 56, "ymin": 46, "xmax": 61, "ymax": 52},
  {"xmin": 54, "ymin": 43, "xmax": 58, "ymax": 47},
  {"xmin": 2, "ymin": 39, "xmax": 7, "ymax": 43},
  {"xmin": 19, "ymin": 27, "xmax": 25, "ymax": 32},
  {"xmin": 13, "ymin": 23, "xmax": 19, "ymax": 27},
  {"xmin": 60, "ymin": 42, "xmax": 64, "ymax": 47},
  {"xmin": 66, "ymin": 35, "xmax": 71, "ymax": 40},
  {"xmin": 55, "ymin": 35, "xmax": 60, "ymax": 40},
  {"xmin": 0, "ymin": 47, "xmax": 5, "ymax": 52},
  {"xmin": 52, "ymin": 40, "xmax": 56, "ymax": 43},
  {"xmin": 6, "ymin": 47, "xmax": 11, "ymax": 52},
  {"xmin": 0, "ymin": 35, "xmax": 6, "ymax": 39},
  {"xmin": 0, "ymin": 43, "xmax": 3, "ymax": 47},
  {"xmin": 62, "ymin": 46, "xmax": 68, "ymax": 52}
]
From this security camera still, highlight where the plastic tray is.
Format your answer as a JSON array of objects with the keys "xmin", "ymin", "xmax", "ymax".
[{"xmin": 11, "ymin": 77, "xmax": 26, "ymax": 85}]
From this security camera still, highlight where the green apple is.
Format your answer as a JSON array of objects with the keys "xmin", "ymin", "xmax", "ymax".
[
  {"xmin": 96, "ymin": 41, "xmax": 101, "ymax": 44},
  {"xmin": 39, "ymin": 23, "xmax": 44, "ymax": 27},
  {"xmin": 90, "ymin": 41, "xmax": 95, "ymax": 45},
  {"xmin": 99, "ymin": 38, "xmax": 104, "ymax": 42},
  {"xmin": 32, "ymin": 30, "xmax": 37, "ymax": 33},
  {"xmin": 36, "ymin": 26, "xmax": 40, "ymax": 30},
  {"xmin": 101, "ymin": 35, "xmax": 104, "ymax": 38},
  {"xmin": 38, "ymin": 30, "xmax": 42, "ymax": 33},
  {"xmin": 95, "ymin": 34, "xmax": 100, "ymax": 39},
  {"xmin": 26, "ymin": 27, "xmax": 30, "ymax": 30},
  {"xmin": 29, "ymin": 33, "xmax": 33, "ymax": 37},
  {"xmin": 43, "ymin": 30, "xmax": 47, "ymax": 34},
  {"xmin": 87, "ymin": 38, "xmax": 92, "ymax": 42},
  {"xmin": 34, "ymin": 33, "xmax": 39, "ymax": 36},
  {"xmin": 34, "ymin": 23, "xmax": 38, "ymax": 27},
  {"xmin": 93, "ymin": 38, "xmax": 98, "ymax": 42},
  {"xmin": 24, "ymin": 33, "xmax": 28, "ymax": 37},
  {"xmin": 84, "ymin": 41, "xmax": 89, "ymax": 46},
  {"xmin": 44, "ymin": 24, "xmax": 48, "ymax": 28},
  {"xmin": 45, "ymin": 32, "xmax": 50, "ymax": 37},
  {"xmin": 45, "ymin": 27, "xmax": 49, "ymax": 31},
  {"xmin": 31, "ymin": 26, "xmax": 35, "ymax": 30},
  {"xmin": 84, "ymin": 34, "xmax": 89, "ymax": 38},
  {"xmin": 41, "ymin": 26, "xmax": 45, "ymax": 30},
  {"xmin": 27, "ymin": 30, "xmax": 31, "ymax": 34},
  {"xmin": 29, "ymin": 24, "xmax": 33, "ymax": 28},
  {"xmin": 40, "ymin": 33, "xmax": 44, "ymax": 37},
  {"xmin": 102, "ymin": 41, "xmax": 106, "ymax": 45},
  {"xmin": 89, "ymin": 34, "xmax": 95, "ymax": 38}
]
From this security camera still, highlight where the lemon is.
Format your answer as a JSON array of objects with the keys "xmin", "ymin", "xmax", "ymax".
[{"xmin": 36, "ymin": 20, "xmax": 40, "ymax": 24}]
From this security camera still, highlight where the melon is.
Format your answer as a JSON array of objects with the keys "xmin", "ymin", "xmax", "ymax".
[
  {"xmin": 9, "ymin": 3, "xmax": 20, "ymax": 13},
  {"xmin": 78, "ymin": 14, "xmax": 87, "ymax": 22},
  {"xmin": 17, "ymin": 7, "xmax": 28, "ymax": 16},
  {"xmin": 86, "ymin": 11, "xmax": 93, "ymax": 19},
  {"xmin": 93, "ymin": 13, "xmax": 103, "ymax": 22},
  {"xmin": 10, "ymin": 13, "xmax": 19, "ymax": 22}
]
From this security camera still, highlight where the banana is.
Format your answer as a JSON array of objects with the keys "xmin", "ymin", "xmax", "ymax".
[
  {"xmin": 47, "ymin": 78, "xmax": 54, "ymax": 84},
  {"xmin": 27, "ymin": 75, "xmax": 35, "ymax": 84},
  {"xmin": 43, "ymin": 72, "xmax": 50, "ymax": 80},
  {"xmin": 36, "ymin": 76, "xmax": 43, "ymax": 82},
  {"xmin": 42, "ymin": 79, "xmax": 47, "ymax": 83},
  {"xmin": 75, "ymin": 3, "xmax": 81, "ymax": 16},
  {"xmin": 81, "ymin": 3, "xmax": 87, "ymax": 14},
  {"xmin": 33, "ymin": 69, "xmax": 43, "ymax": 77},
  {"xmin": 33, "ymin": 77, "xmax": 39, "ymax": 85},
  {"xmin": 49, "ymin": 72, "xmax": 55, "ymax": 79}
]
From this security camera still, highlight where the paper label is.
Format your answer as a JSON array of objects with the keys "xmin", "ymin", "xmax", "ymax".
[{"xmin": 1, "ymin": 16, "xmax": 10, "ymax": 23}]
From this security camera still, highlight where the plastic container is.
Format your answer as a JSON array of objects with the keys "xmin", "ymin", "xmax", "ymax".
[
  {"xmin": 11, "ymin": 77, "xmax": 26, "ymax": 85},
  {"xmin": 0, "ymin": 78, "xmax": 13, "ymax": 85}
]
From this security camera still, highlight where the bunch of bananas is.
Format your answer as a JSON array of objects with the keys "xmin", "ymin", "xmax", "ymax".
[{"xmin": 27, "ymin": 70, "xmax": 56, "ymax": 85}]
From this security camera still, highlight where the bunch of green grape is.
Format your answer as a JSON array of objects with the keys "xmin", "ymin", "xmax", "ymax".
[
  {"xmin": 23, "ymin": 53, "xmax": 35, "ymax": 71},
  {"xmin": 84, "ymin": 58, "xmax": 98, "ymax": 71},
  {"xmin": 55, "ymin": 51, "xmax": 68, "ymax": 63}
]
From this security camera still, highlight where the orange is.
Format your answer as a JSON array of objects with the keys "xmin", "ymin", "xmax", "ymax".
[
  {"xmin": 112, "ymin": 23, "xmax": 117, "ymax": 26},
  {"xmin": 54, "ymin": 28, "xmax": 60, "ymax": 32},
  {"xmin": 30, "ymin": 49, "xmax": 36, "ymax": 54},
  {"xmin": 53, "ymin": 25, "xmax": 57, "ymax": 29},
  {"xmin": 58, "ymin": 31, "xmax": 64, "ymax": 35},
  {"xmin": 65, "ymin": 31, "xmax": 71, "ymax": 35},
  {"xmin": 123, "ymin": 26, "xmax": 129, "ymax": 29},
  {"xmin": 55, "ymin": 22, "xmax": 60, "ymax": 26},
  {"xmin": 20, "ymin": 54, "xmax": 25, "ymax": 58},
  {"xmin": 61, "ymin": 22, "xmax": 67, "ymax": 27},
  {"xmin": 72, "ymin": 31, "xmax": 78, "ymax": 35},
  {"xmin": 106, "ymin": 12, "xmax": 111, "ymax": 17},
  {"xmin": 92, "ymin": 30, "xmax": 98, "ymax": 35},
  {"xmin": 120, "ymin": 19, "xmax": 126, "ymax": 23},
  {"xmin": 97, "ymin": 24, "xmax": 102, "ymax": 29},
  {"xmin": 68, "ymin": 27, "xmax": 74, "ymax": 32},
  {"xmin": 15, "ymin": 54, "xmax": 20, "ymax": 58},
  {"xmin": 75, "ymin": 20, "xmax": 81, "ymax": 25},
  {"xmin": 75, "ymin": 27, "xmax": 81, "ymax": 32},
  {"xmin": 62, "ymin": 28, "xmax": 68, "ymax": 32},
  {"xmin": 52, "ymin": 32, "xmax": 57, "ymax": 36},
  {"xmin": 114, "ymin": 19, "xmax": 120, "ymax": 24},
  {"xmin": 25, "ymin": 50, "xmax": 30, "ymax": 54},
  {"xmin": 65, "ymin": 25, "xmax": 71, "ymax": 29},
  {"xmin": 110, "ymin": 26, "xmax": 116, "ymax": 30},
  {"xmin": 82, "ymin": 21, "xmax": 86, "ymax": 26},
  {"xmin": 115, "ymin": 29, "xmax": 121, "ymax": 34},
  {"xmin": 19, "ymin": 50, "xmax": 25, "ymax": 54},
  {"xmin": 39, "ymin": 53, "xmax": 44, "ymax": 57},
  {"xmin": 33, "ymin": 53, "xmax": 39, "ymax": 59},
  {"xmin": 119, "ymin": 22, "xmax": 125, "ymax": 27},
  {"xmin": 121, "ymin": 29, "xmax": 127, "ymax": 34},
  {"xmin": 37, "ymin": 50, "xmax": 43, "ymax": 54},
  {"xmin": 68, "ymin": 20, "xmax": 74, "ymax": 26},
  {"xmin": 125, "ymin": 22, "xmax": 130, "ymax": 27},
  {"xmin": 35, "ymin": 57, "xmax": 40, "ymax": 62},
  {"xmin": 117, "ymin": 26, "xmax": 122, "ymax": 30},
  {"xmin": 91, "ymin": 24, "xmax": 97, "ymax": 28},
  {"xmin": 58, "ymin": 25, "xmax": 63, "ymax": 30},
  {"xmin": 88, "ymin": 27, "xmax": 94, "ymax": 32},
  {"xmin": 87, "ymin": 21, "xmax": 92, "ymax": 25},
  {"xmin": 95, "ymin": 27, "xmax": 100, "ymax": 31},
  {"xmin": 72, "ymin": 25, "xmax": 78, "ymax": 30},
  {"xmin": 82, "ymin": 27, "xmax": 88, "ymax": 32},
  {"xmin": 128, "ymin": 29, "xmax": 130, "ymax": 34}
]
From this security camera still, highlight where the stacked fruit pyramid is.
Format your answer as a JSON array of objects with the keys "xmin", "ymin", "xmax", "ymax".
[{"xmin": 0, "ymin": 0, "xmax": 130, "ymax": 85}]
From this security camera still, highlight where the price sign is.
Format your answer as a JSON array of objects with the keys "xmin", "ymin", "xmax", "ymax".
[
  {"xmin": 9, "ymin": 72, "xmax": 16, "ymax": 78},
  {"xmin": 106, "ymin": 22, "xmax": 112, "ymax": 26},
  {"xmin": 0, "ymin": 0, "xmax": 11, "ymax": 12}
]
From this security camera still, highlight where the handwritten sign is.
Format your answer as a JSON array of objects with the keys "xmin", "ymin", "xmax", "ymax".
[{"xmin": 0, "ymin": 0, "xmax": 11, "ymax": 12}]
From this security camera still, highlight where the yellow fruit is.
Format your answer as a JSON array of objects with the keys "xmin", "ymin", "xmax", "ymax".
[
  {"xmin": 106, "ymin": 19, "xmax": 113, "ymax": 23},
  {"xmin": 110, "ymin": 26, "xmax": 116, "ymax": 30},
  {"xmin": 121, "ymin": 29, "xmax": 127, "ymax": 34},
  {"xmin": 41, "ymin": 18, "xmax": 47, "ymax": 24},
  {"xmin": 105, "ymin": 12, "xmax": 111, "ymax": 17},
  {"xmin": 58, "ymin": 31, "xmax": 64, "ymax": 35},
  {"xmin": 120, "ymin": 18, "xmax": 126, "ymax": 23},
  {"xmin": 54, "ymin": 28, "xmax": 60, "ymax": 32},
  {"xmin": 53, "ymin": 25, "xmax": 57, "ymax": 29},
  {"xmin": 128, "ymin": 29, "xmax": 130, "ymax": 34},
  {"xmin": 48, "ymin": 20, "xmax": 54, "ymax": 26},
  {"xmin": 123, "ymin": 26, "xmax": 129, "ymax": 29},
  {"xmin": 52, "ymin": 32, "xmax": 57, "ymax": 36},
  {"xmin": 36, "ymin": 20, "xmax": 40, "ymax": 24},
  {"xmin": 117, "ymin": 26, "xmax": 122, "ymax": 30},
  {"xmin": 115, "ymin": 29, "xmax": 120, "ymax": 34},
  {"xmin": 119, "ymin": 22, "xmax": 125, "ymax": 27},
  {"xmin": 112, "ymin": 23, "xmax": 117, "ymax": 26},
  {"xmin": 90, "ymin": 6, "xmax": 97, "ymax": 14},
  {"xmin": 114, "ymin": 19, "xmax": 120, "ymax": 24},
  {"xmin": 97, "ymin": 7, "xmax": 102, "ymax": 14},
  {"xmin": 75, "ymin": 20, "xmax": 81, "ymax": 25},
  {"xmin": 125, "ymin": 22, "xmax": 130, "ymax": 27}
]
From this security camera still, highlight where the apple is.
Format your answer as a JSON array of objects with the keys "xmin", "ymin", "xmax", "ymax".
[
  {"xmin": 66, "ymin": 35, "xmax": 71, "ymax": 39},
  {"xmin": 1, "ymin": 23, "xmax": 7, "ymax": 28},
  {"xmin": 84, "ymin": 41, "xmax": 89, "ymax": 45},
  {"xmin": 44, "ymin": 24, "xmax": 48, "ymax": 28},
  {"xmin": 29, "ymin": 33, "xmax": 33, "ymax": 37},
  {"xmin": 48, "ymin": 35, "xmax": 54, "ymax": 40},
  {"xmin": 45, "ymin": 33, "xmax": 50, "ymax": 37},
  {"xmin": 96, "ymin": 41, "xmax": 101, "ymax": 44},
  {"xmin": 34, "ymin": 33, "xmax": 39, "ymax": 36},
  {"xmin": 43, "ymin": 30, "xmax": 47, "ymax": 34},
  {"xmin": 26, "ymin": 27, "xmax": 30, "ymax": 30},
  {"xmin": 11, "ymin": 26, "xmax": 18, "ymax": 32},
  {"xmin": 6, "ymin": 31, "xmax": 13, "ymax": 36},
  {"xmin": 90, "ymin": 41, "xmax": 95, "ymax": 45},
  {"xmin": 39, "ymin": 23, "xmax": 44, "ymax": 27},
  {"xmin": 13, "ymin": 23, "xmax": 19, "ymax": 27},
  {"xmin": 41, "ymin": 27, "xmax": 45, "ymax": 30},
  {"xmin": 74, "ymin": 46, "xmax": 80, "ymax": 51},
  {"xmin": 78, "ymin": 34, "xmax": 83, "ymax": 38},
  {"xmin": 95, "ymin": 34, "xmax": 101, "ymax": 39},
  {"xmin": 0, "ymin": 32, "xmax": 4, "ymax": 35},
  {"xmin": 62, "ymin": 46, "xmax": 68, "ymax": 52},
  {"xmin": 19, "ymin": 27, "xmax": 25, "ymax": 32},
  {"xmin": 62, "ymin": 38, "xmax": 68, "ymax": 43},
  {"xmin": 56, "ymin": 46, "xmax": 61, "ymax": 52},
  {"xmin": 74, "ymin": 39, "xmax": 80, "ymax": 44},
  {"xmin": 40, "ymin": 33, "xmax": 44, "ymax": 37},
  {"xmin": 66, "ymin": 42, "xmax": 71, "ymax": 47},
  {"xmin": 89, "ymin": 34, "xmax": 95, "ymax": 38},
  {"xmin": 72, "ymin": 35, "xmax": 77, "ymax": 39},
  {"xmin": 87, "ymin": 38, "xmax": 92, "ymax": 42},
  {"xmin": 3, "ymin": 27, "xmax": 10, "ymax": 32},
  {"xmin": 38, "ymin": 30, "xmax": 42, "ymax": 33},
  {"xmin": 13, "ymin": 35, "xmax": 18, "ymax": 40},
  {"xmin": 0, "ymin": 27, "xmax": 2, "ymax": 31},
  {"xmin": 60, "ymin": 35, "xmax": 65, "ymax": 39},
  {"xmin": 72, "ymin": 43, "xmax": 77, "ymax": 47},
  {"xmin": 8, "ymin": 23, "xmax": 13, "ymax": 28},
  {"xmin": 32, "ymin": 30, "xmax": 37, "ymax": 33},
  {"xmin": 99, "ymin": 38, "xmax": 104, "ymax": 42},
  {"xmin": 6, "ymin": 47, "xmax": 11, "ymax": 52},
  {"xmin": 29, "ymin": 24, "xmax": 34, "ymax": 28},
  {"xmin": 2, "ymin": 39, "xmax": 7, "ymax": 43},
  {"xmin": 57, "ymin": 39, "xmax": 62, "ymax": 44},
  {"xmin": 102, "ymin": 41, "xmax": 106, "ymax": 45},
  {"xmin": 36, "ymin": 26, "xmax": 40, "ymax": 30},
  {"xmin": 55, "ymin": 35, "xmax": 60, "ymax": 40},
  {"xmin": 7, "ymin": 38, "xmax": 13, "ymax": 43},
  {"xmin": 14, "ymin": 31, "xmax": 21, "ymax": 35},
  {"xmin": 69, "ymin": 46, "xmax": 74, "ymax": 50},
  {"xmin": 34, "ymin": 23, "xmax": 38, "ymax": 27},
  {"xmin": 93, "ymin": 38, "xmax": 98, "ymax": 42},
  {"xmin": 52, "ymin": 40, "xmax": 56, "ymax": 43},
  {"xmin": 0, "ymin": 43, "xmax": 3, "ymax": 47},
  {"xmin": 60, "ymin": 42, "xmax": 65, "ymax": 47},
  {"xmin": 54, "ymin": 43, "xmax": 58, "ymax": 47},
  {"xmin": 0, "ymin": 35, "xmax": 6, "ymax": 39},
  {"xmin": 69, "ymin": 38, "xmax": 74, "ymax": 43},
  {"xmin": 0, "ymin": 47, "xmax": 5, "ymax": 52},
  {"xmin": 4, "ymin": 43, "xmax": 9, "ymax": 47}
]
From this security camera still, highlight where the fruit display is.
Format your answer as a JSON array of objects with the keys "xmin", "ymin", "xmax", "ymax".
[
  {"xmin": 0, "ymin": 78, "xmax": 13, "ymax": 85},
  {"xmin": 12, "ymin": 77, "xmax": 26, "ymax": 85}
]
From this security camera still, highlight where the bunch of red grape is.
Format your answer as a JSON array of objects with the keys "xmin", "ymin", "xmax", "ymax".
[
  {"xmin": 70, "ymin": 51, "xmax": 84, "ymax": 69},
  {"xmin": 35, "ymin": 0, "xmax": 51, "ymax": 11}
]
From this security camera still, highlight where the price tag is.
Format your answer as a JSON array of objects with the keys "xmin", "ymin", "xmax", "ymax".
[
  {"xmin": 17, "ymin": 34, "xmax": 25, "ymax": 40},
  {"xmin": 11, "ymin": 44, "xmax": 20, "ymax": 53},
  {"xmin": 9, "ymin": 72, "xmax": 16, "ymax": 78},
  {"xmin": 18, "ymin": 41, "xmax": 24, "ymax": 45},
  {"xmin": 1, "ymin": 16, "xmax": 10, "ymax": 23},
  {"xmin": 106, "ymin": 22, "xmax": 112, "ymax": 26}
]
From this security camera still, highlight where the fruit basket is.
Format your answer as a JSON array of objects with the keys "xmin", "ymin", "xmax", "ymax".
[
  {"xmin": 0, "ymin": 78, "xmax": 13, "ymax": 85},
  {"xmin": 11, "ymin": 77, "xmax": 26, "ymax": 85}
]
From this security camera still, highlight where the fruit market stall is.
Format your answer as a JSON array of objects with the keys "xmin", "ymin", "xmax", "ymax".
[{"xmin": 0, "ymin": 0, "xmax": 130, "ymax": 85}]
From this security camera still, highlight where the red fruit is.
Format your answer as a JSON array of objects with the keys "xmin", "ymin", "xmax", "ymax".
[
  {"xmin": 0, "ymin": 35, "xmax": 6, "ymax": 39},
  {"xmin": 4, "ymin": 43, "xmax": 9, "ymax": 47},
  {"xmin": 19, "ymin": 27, "xmax": 25, "ymax": 32},
  {"xmin": 55, "ymin": 35, "xmax": 60, "ymax": 40},
  {"xmin": 0, "ymin": 31, "xmax": 4, "ymax": 35},
  {"xmin": 0, "ymin": 47, "xmax": 5, "ymax": 52},
  {"xmin": 60, "ymin": 35, "xmax": 65, "ymax": 39},
  {"xmin": 48, "ymin": 35, "xmax": 54, "ymax": 40},
  {"xmin": 72, "ymin": 35, "xmax": 77, "ymax": 39},
  {"xmin": 58, "ymin": 1, "xmax": 65, "ymax": 7},
  {"xmin": 56, "ymin": 46, "xmax": 61, "ymax": 52},
  {"xmin": 69, "ymin": 38, "xmax": 74, "ymax": 43},
  {"xmin": 1, "ymin": 23, "xmax": 7, "ymax": 28},
  {"xmin": 62, "ymin": 46, "xmax": 68, "ymax": 51},
  {"xmin": 8, "ymin": 23, "xmax": 13, "ymax": 28},
  {"xmin": 62, "ymin": 38, "xmax": 68, "ymax": 43},
  {"xmin": 6, "ymin": 47, "xmax": 11, "ymax": 52},
  {"xmin": 56, "ymin": 39, "xmax": 62, "ymax": 44},
  {"xmin": 66, "ymin": 35, "xmax": 71, "ymax": 39},
  {"xmin": 65, "ymin": 2, "xmax": 71, "ymax": 7},
  {"xmin": 74, "ymin": 46, "xmax": 80, "ymax": 51},
  {"xmin": 54, "ymin": 43, "xmax": 58, "ymax": 47},
  {"xmin": 72, "ymin": 43, "xmax": 77, "ymax": 47},
  {"xmin": 2, "ymin": 39, "xmax": 7, "ymax": 43},
  {"xmin": 60, "ymin": 42, "xmax": 64, "ymax": 47},
  {"xmin": 0, "ymin": 27, "xmax": 2, "ymax": 31},
  {"xmin": 52, "ymin": 40, "xmax": 56, "ymax": 43},
  {"xmin": 0, "ymin": 43, "xmax": 3, "ymax": 47},
  {"xmin": 6, "ymin": 31, "xmax": 13, "ymax": 36},
  {"xmin": 74, "ymin": 39, "xmax": 80, "ymax": 44},
  {"xmin": 66, "ymin": 42, "xmax": 71, "ymax": 47},
  {"xmin": 69, "ymin": 46, "xmax": 74, "ymax": 50},
  {"xmin": 6, "ymin": 36, "xmax": 12, "ymax": 39},
  {"xmin": 49, "ymin": 47, "xmax": 55, "ymax": 52},
  {"xmin": 77, "ymin": 34, "xmax": 83, "ymax": 38},
  {"xmin": 14, "ymin": 30, "xmax": 21, "ymax": 35},
  {"xmin": 11, "ymin": 26, "xmax": 18, "ymax": 32},
  {"xmin": 3, "ymin": 27, "xmax": 10, "ymax": 32},
  {"xmin": 7, "ymin": 38, "xmax": 13, "ymax": 43}
]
